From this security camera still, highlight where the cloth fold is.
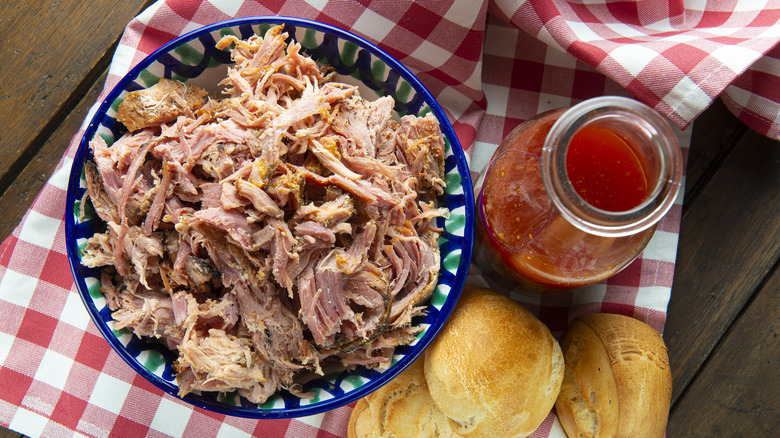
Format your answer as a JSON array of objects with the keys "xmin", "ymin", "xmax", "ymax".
[
  {"xmin": 489, "ymin": 0, "xmax": 780, "ymax": 136},
  {"xmin": 0, "ymin": 1, "xmax": 776, "ymax": 437}
]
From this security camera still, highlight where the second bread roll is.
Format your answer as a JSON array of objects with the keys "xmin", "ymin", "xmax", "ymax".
[
  {"xmin": 554, "ymin": 313, "xmax": 672, "ymax": 438},
  {"xmin": 424, "ymin": 287, "xmax": 564, "ymax": 437}
]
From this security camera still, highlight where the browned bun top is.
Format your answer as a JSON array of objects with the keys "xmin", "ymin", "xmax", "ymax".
[
  {"xmin": 423, "ymin": 286, "xmax": 564, "ymax": 438},
  {"xmin": 555, "ymin": 313, "xmax": 672, "ymax": 438}
]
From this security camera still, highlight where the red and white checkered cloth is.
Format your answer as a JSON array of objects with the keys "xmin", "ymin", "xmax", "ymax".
[
  {"xmin": 0, "ymin": 1, "xmax": 776, "ymax": 437},
  {"xmin": 490, "ymin": 0, "xmax": 780, "ymax": 137}
]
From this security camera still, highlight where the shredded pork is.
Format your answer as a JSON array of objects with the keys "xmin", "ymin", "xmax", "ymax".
[{"xmin": 81, "ymin": 25, "xmax": 449, "ymax": 404}]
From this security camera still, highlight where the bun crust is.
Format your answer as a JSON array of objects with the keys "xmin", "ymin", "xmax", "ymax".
[
  {"xmin": 423, "ymin": 287, "xmax": 564, "ymax": 438},
  {"xmin": 347, "ymin": 355, "xmax": 461, "ymax": 438},
  {"xmin": 555, "ymin": 313, "xmax": 672, "ymax": 438}
]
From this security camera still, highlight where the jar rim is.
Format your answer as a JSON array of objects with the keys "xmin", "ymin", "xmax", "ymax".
[{"xmin": 541, "ymin": 96, "xmax": 683, "ymax": 237}]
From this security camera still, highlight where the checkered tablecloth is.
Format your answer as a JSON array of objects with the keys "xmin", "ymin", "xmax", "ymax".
[{"xmin": 1, "ymin": 1, "xmax": 777, "ymax": 437}]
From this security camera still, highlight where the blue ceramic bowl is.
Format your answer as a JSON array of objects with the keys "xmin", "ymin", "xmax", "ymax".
[{"xmin": 64, "ymin": 16, "xmax": 473, "ymax": 419}]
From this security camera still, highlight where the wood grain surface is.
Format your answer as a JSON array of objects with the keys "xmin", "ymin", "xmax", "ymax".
[
  {"xmin": 0, "ymin": 429, "xmax": 23, "ymax": 438},
  {"xmin": 0, "ymin": 0, "xmax": 155, "ymax": 235},
  {"xmin": 668, "ymin": 268, "xmax": 779, "ymax": 436},
  {"xmin": 0, "ymin": 1, "xmax": 778, "ymax": 437},
  {"xmin": 666, "ymin": 101, "xmax": 780, "ymax": 401}
]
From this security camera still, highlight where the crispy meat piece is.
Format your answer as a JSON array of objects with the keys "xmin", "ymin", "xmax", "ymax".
[{"xmin": 117, "ymin": 78, "xmax": 208, "ymax": 131}]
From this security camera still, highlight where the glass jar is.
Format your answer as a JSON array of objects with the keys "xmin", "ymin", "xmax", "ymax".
[{"xmin": 473, "ymin": 96, "xmax": 682, "ymax": 292}]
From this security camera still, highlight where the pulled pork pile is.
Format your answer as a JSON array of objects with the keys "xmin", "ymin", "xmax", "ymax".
[{"xmin": 80, "ymin": 25, "xmax": 448, "ymax": 404}]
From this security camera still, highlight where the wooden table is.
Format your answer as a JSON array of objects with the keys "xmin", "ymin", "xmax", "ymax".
[{"xmin": 1, "ymin": 1, "xmax": 777, "ymax": 437}]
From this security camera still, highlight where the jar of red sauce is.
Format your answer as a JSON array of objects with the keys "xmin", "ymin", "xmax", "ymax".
[{"xmin": 474, "ymin": 96, "xmax": 683, "ymax": 292}]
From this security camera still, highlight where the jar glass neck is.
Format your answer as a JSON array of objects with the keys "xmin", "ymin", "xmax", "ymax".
[{"xmin": 541, "ymin": 96, "xmax": 683, "ymax": 237}]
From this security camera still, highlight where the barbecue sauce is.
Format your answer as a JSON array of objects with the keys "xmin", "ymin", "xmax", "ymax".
[{"xmin": 566, "ymin": 125, "xmax": 648, "ymax": 212}]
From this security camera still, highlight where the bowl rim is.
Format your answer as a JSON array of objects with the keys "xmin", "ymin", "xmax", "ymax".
[{"xmin": 64, "ymin": 15, "xmax": 474, "ymax": 418}]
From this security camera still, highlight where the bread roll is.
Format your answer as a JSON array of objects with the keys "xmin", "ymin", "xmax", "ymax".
[
  {"xmin": 554, "ymin": 313, "xmax": 672, "ymax": 438},
  {"xmin": 347, "ymin": 355, "xmax": 462, "ymax": 438},
  {"xmin": 423, "ymin": 287, "xmax": 564, "ymax": 437}
]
